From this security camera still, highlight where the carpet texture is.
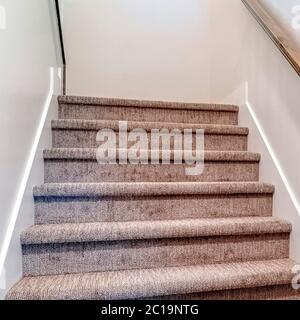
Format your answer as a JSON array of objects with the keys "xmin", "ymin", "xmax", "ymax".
[
  {"xmin": 52, "ymin": 119, "xmax": 248, "ymax": 150},
  {"xmin": 58, "ymin": 96, "xmax": 239, "ymax": 124},
  {"xmin": 7, "ymin": 96, "xmax": 300, "ymax": 300},
  {"xmin": 7, "ymin": 260, "xmax": 297, "ymax": 300},
  {"xmin": 43, "ymin": 149, "xmax": 260, "ymax": 183}
]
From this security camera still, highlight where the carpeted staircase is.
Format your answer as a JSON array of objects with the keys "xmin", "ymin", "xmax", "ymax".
[{"xmin": 7, "ymin": 96, "xmax": 300, "ymax": 300}]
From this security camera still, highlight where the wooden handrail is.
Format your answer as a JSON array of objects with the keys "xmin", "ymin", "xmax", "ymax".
[{"xmin": 242, "ymin": 0, "xmax": 300, "ymax": 77}]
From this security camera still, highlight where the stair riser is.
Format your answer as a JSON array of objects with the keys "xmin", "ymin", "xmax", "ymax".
[
  {"xmin": 52, "ymin": 130, "xmax": 247, "ymax": 151},
  {"xmin": 22, "ymin": 233, "xmax": 289, "ymax": 276},
  {"xmin": 44, "ymin": 160, "xmax": 259, "ymax": 183},
  {"xmin": 34, "ymin": 194, "xmax": 273, "ymax": 224},
  {"xmin": 58, "ymin": 104, "xmax": 238, "ymax": 125}
]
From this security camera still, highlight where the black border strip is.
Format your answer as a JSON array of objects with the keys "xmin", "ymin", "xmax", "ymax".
[{"xmin": 54, "ymin": 0, "xmax": 66, "ymax": 95}]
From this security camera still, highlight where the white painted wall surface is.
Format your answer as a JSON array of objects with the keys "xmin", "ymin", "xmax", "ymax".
[
  {"xmin": 62, "ymin": 0, "xmax": 247, "ymax": 102},
  {"xmin": 0, "ymin": 0, "xmax": 61, "ymax": 299},
  {"xmin": 239, "ymin": 2, "xmax": 300, "ymax": 261}
]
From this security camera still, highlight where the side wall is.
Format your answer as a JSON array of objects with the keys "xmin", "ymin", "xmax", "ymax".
[
  {"xmin": 240, "ymin": 2, "xmax": 300, "ymax": 262},
  {"xmin": 0, "ymin": 0, "xmax": 61, "ymax": 298},
  {"xmin": 61, "ymin": 0, "xmax": 246, "ymax": 102}
]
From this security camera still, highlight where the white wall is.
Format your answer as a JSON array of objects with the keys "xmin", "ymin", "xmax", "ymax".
[
  {"xmin": 63, "ymin": 0, "xmax": 211, "ymax": 99},
  {"xmin": 62, "ymin": 0, "xmax": 247, "ymax": 102},
  {"xmin": 239, "ymin": 2, "xmax": 300, "ymax": 261},
  {"xmin": 0, "ymin": 0, "xmax": 61, "ymax": 299}
]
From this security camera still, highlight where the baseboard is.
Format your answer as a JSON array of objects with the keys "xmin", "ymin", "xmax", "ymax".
[{"xmin": 0, "ymin": 67, "xmax": 60, "ymax": 299}]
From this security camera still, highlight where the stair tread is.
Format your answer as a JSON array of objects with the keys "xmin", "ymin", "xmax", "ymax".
[
  {"xmin": 44, "ymin": 148, "xmax": 260, "ymax": 162},
  {"xmin": 21, "ymin": 217, "xmax": 291, "ymax": 245},
  {"xmin": 33, "ymin": 182, "xmax": 274, "ymax": 197},
  {"xmin": 52, "ymin": 119, "xmax": 248, "ymax": 134},
  {"xmin": 58, "ymin": 96, "xmax": 239, "ymax": 112},
  {"xmin": 7, "ymin": 259, "xmax": 296, "ymax": 300}
]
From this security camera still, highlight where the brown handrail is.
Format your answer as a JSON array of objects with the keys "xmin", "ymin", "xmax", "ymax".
[{"xmin": 242, "ymin": 0, "xmax": 300, "ymax": 77}]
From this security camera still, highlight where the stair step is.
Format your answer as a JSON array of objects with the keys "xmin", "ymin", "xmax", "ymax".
[
  {"xmin": 44, "ymin": 149, "xmax": 260, "ymax": 183},
  {"xmin": 52, "ymin": 119, "xmax": 248, "ymax": 151},
  {"xmin": 34, "ymin": 182, "xmax": 274, "ymax": 224},
  {"xmin": 58, "ymin": 96, "xmax": 239, "ymax": 125},
  {"xmin": 7, "ymin": 259, "xmax": 297, "ymax": 300},
  {"xmin": 34, "ymin": 181, "xmax": 275, "ymax": 197},
  {"xmin": 20, "ymin": 217, "xmax": 290, "ymax": 276},
  {"xmin": 22, "ymin": 217, "xmax": 291, "ymax": 244}
]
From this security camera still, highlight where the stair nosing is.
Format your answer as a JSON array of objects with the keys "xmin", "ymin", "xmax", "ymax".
[
  {"xmin": 20, "ymin": 217, "xmax": 291, "ymax": 245},
  {"xmin": 52, "ymin": 119, "xmax": 248, "ymax": 135},
  {"xmin": 33, "ymin": 182, "xmax": 275, "ymax": 197},
  {"xmin": 58, "ymin": 96, "xmax": 239, "ymax": 113},
  {"xmin": 43, "ymin": 148, "xmax": 261, "ymax": 162}
]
